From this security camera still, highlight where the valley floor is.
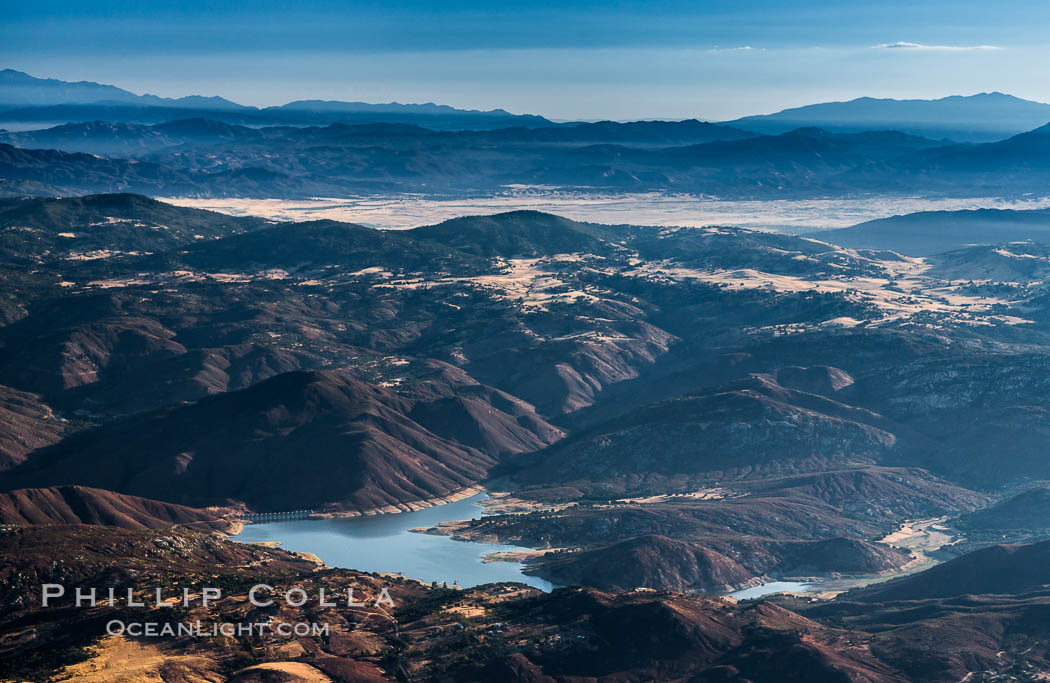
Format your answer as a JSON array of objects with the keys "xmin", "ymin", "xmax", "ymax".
[{"xmin": 161, "ymin": 191, "xmax": 1050, "ymax": 232}]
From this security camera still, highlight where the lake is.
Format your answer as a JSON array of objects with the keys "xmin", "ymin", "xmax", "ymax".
[
  {"xmin": 234, "ymin": 493, "xmax": 556, "ymax": 591},
  {"xmin": 728, "ymin": 581, "xmax": 814, "ymax": 600}
]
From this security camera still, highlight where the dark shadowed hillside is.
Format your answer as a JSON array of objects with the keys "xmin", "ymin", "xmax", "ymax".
[
  {"xmin": 501, "ymin": 375, "xmax": 898, "ymax": 495},
  {"xmin": 774, "ymin": 537, "xmax": 911, "ymax": 575},
  {"xmin": 957, "ymin": 487, "xmax": 1050, "ymax": 531},
  {"xmin": 0, "ymin": 370, "xmax": 560, "ymax": 512},
  {"xmin": 530, "ymin": 535, "xmax": 759, "ymax": 592},
  {"xmin": 525, "ymin": 534, "xmax": 910, "ymax": 593},
  {"xmin": 845, "ymin": 540, "xmax": 1050, "ymax": 602},
  {"xmin": 0, "ymin": 385, "xmax": 67, "ymax": 469}
]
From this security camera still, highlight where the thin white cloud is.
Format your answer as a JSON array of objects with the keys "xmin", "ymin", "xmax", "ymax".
[
  {"xmin": 707, "ymin": 46, "xmax": 762, "ymax": 53},
  {"xmin": 873, "ymin": 41, "xmax": 1003, "ymax": 51}
]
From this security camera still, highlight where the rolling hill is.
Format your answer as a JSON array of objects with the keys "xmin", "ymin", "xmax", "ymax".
[
  {"xmin": 407, "ymin": 210, "xmax": 632, "ymax": 257},
  {"xmin": 0, "ymin": 485, "xmax": 230, "ymax": 530},
  {"xmin": 0, "ymin": 193, "xmax": 269, "ymax": 263},
  {"xmin": 815, "ymin": 207, "xmax": 1050, "ymax": 255},
  {"xmin": 530, "ymin": 535, "xmax": 758, "ymax": 593}
]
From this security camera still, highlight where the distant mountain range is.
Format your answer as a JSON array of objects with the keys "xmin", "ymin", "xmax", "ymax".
[
  {"xmin": 726, "ymin": 93, "xmax": 1050, "ymax": 142},
  {"xmin": 0, "ymin": 125, "xmax": 947, "ymax": 198},
  {"xmin": 9, "ymin": 120, "xmax": 1050, "ymax": 199},
  {"xmin": 0, "ymin": 117, "xmax": 753, "ymax": 158},
  {"xmin": 4, "ymin": 73, "xmax": 1050, "ymax": 202},
  {"xmin": 0, "ymin": 68, "xmax": 249, "ymax": 111},
  {"xmin": 6, "ymin": 70, "xmax": 1050, "ymax": 144},
  {"xmin": 0, "ymin": 69, "xmax": 554, "ymax": 131}
]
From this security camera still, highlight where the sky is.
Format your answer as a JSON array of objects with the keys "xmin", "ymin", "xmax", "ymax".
[{"xmin": 2, "ymin": 0, "xmax": 1049, "ymax": 120}]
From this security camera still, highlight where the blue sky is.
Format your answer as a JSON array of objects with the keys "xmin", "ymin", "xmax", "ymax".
[{"xmin": 3, "ymin": 0, "xmax": 1048, "ymax": 120}]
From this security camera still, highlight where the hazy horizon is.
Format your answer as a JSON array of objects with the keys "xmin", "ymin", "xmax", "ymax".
[
  {"xmin": 4, "ymin": 0, "xmax": 1049, "ymax": 121},
  {"xmin": 4, "ymin": 66, "xmax": 1050, "ymax": 124}
]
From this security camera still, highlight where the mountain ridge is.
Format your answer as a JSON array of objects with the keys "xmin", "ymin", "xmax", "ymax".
[
  {"xmin": 0, "ymin": 484, "xmax": 231, "ymax": 530},
  {"xmin": 728, "ymin": 92, "xmax": 1050, "ymax": 142},
  {"xmin": 0, "ymin": 70, "xmax": 554, "ymax": 131}
]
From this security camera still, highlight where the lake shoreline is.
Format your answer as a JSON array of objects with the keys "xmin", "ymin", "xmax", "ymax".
[{"xmin": 232, "ymin": 491, "xmax": 557, "ymax": 591}]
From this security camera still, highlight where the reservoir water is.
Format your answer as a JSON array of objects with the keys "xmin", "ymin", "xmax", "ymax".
[
  {"xmin": 235, "ymin": 493, "xmax": 556, "ymax": 591},
  {"xmin": 728, "ymin": 581, "xmax": 813, "ymax": 600}
]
